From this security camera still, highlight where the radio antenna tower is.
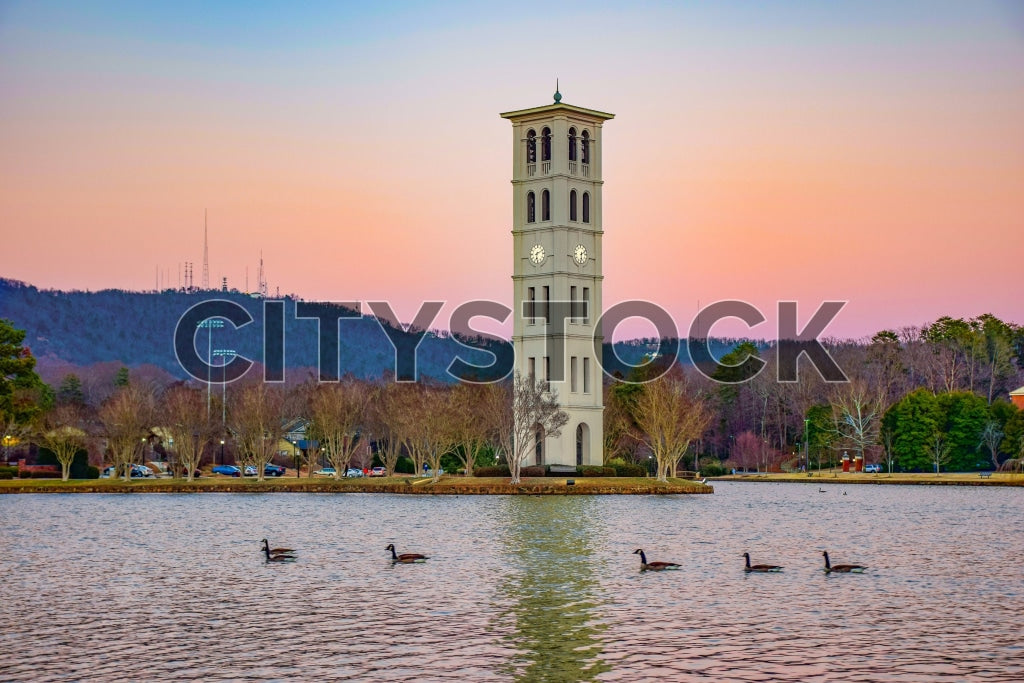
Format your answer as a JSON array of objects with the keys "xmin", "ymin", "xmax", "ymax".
[
  {"xmin": 258, "ymin": 250, "xmax": 268, "ymax": 297},
  {"xmin": 201, "ymin": 209, "xmax": 210, "ymax": 290}
]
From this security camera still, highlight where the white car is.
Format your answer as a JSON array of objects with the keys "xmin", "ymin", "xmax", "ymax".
[{"xmin": 864, "ymin": 464, "xmax": 882, "ymax": 473}]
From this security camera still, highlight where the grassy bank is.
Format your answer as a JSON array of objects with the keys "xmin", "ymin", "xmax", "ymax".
[
  {"xmin": 715, "ymin": 471, "xmax": 1024, "ymax": 487},
  {"xmin": 0, "ymin": 475, "xmax": 712, "ymax": 495}
]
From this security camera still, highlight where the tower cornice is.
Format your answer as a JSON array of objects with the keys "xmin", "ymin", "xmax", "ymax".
[{"xmin": 500, "ymin": 102, "xmax": 614, "ymax": 122}]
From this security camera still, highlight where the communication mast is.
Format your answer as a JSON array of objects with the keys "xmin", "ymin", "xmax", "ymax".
[
  {"xmin": 201, "ymin": 209, "xmax": 210, "ymax": 290},
  {"xmin": 258, "ymin": 251, "xmax": 268, "ymax": 297}
]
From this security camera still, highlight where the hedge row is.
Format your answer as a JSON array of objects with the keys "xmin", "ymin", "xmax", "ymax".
[
  {"xmin": 473, "ymin": 464, "xmax": 625, "ymax": 478},
  {"xmin": 610, "ymin": 462, "xmax": 647, "ymax": 477},
  {"xmin": 1, "ymin": 466, "xmax": 100, "ymax": 480},
  {"xmin": 20, "ymin": 470, "xmax": 61, "ymax": 479}
]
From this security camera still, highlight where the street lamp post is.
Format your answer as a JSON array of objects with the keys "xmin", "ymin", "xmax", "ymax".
[
  {"xmin": 804, "ymin": 418, "xmax": 810, "ymax": 474},
  {"xmin": 220, "ymin": 439, "xmax": 225, "ymax": 465}
]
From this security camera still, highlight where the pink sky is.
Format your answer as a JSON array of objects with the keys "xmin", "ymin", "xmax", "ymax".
[{"xmin": 1, "ymin": 2, "xmax": 1022, "ymax": 341}]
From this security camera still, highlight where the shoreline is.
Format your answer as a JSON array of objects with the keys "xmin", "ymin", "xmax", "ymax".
[
  {"xmin": 0, "ymin": 476, "xmax": 713, "ymax": 495},
  {"xmin": 712, "ymin": 472, "xmax": 1024, "ymax": 487}
]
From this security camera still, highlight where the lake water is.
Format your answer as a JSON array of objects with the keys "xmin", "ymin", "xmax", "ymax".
[{"xmin": 0, "ymin": 482, "xmax": 1021, "ymax": 681}]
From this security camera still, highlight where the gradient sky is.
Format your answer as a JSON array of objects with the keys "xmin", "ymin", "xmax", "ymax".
[{"xmin": 2, "ymin": 1, "xmax": 1022, "ymax": 341}]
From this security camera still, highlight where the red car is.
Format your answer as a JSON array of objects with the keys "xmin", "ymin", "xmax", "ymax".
[{"xmin": 370, "ymin": 467, "xmax": 386, "ymax": 477}]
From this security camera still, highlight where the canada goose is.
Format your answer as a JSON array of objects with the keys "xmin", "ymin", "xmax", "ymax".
[
  {"xmin": 262, "ymin": 545, "xmax": 295, "ymax": 562},
  {"xmin": 822, "ymin": 551, "xmax": 866, "ymax": 573},
  {"xmin": 261, "ymin": 539, "xmax": 295, "ymax": 555},
  {"xmin": 743, "ymin": 552, "xmax": 782, "ymax": 572},
  {"xmin": 386, "ymin": 543, "xmax": 428, "ymax": 563},
  {"xmin": 633, "ymin": 549, "xmax": 681, "ymax": 571},
  {"xmin": 818, "ymin": 488, "xmax": 827, "ymax": 493}
]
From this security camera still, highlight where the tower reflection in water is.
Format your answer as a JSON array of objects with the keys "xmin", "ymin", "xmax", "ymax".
[{"xmin": 495, "ymin": 496, "xmax": 610, "ymax": 681}]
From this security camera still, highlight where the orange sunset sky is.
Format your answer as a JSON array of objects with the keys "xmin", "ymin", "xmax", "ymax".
[{"xmin": 1, "ymin": 2, "xmax": 1022, "ymax": 341}]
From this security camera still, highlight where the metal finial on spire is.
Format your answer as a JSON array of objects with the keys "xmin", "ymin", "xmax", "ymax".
[{"xmin": 554, "ymin": 79, "xmax": 561, "ymax": 103}]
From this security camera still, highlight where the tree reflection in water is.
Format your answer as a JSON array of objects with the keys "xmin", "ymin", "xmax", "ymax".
[{"xmin": 495, "ymin": 496, "xmax": 611, "ymax": 681}]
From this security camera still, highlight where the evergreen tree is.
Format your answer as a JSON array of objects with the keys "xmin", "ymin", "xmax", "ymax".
[
  {"xmin": 936, "ymin": 391, "xmax": 989, "ymax": 470},
  {"xmin": 0, "ymin": 318, "xmax": 47, "ymax": 426},
  {"xmin": 56, "ymin": 373, "xmax": 86, "ymax": 406},
  {"xmin": 882, "ymin": 389, "xmax": 942, "ymax": 471}
]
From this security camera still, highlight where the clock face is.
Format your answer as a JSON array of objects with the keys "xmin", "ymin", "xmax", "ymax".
[
  {"xmin": 529, "ymin": 244, "xmax": 546, "ymax": 265},
  {"xmin": 573, "ymin": 244, "xmax": 588, "ymax": 265}
]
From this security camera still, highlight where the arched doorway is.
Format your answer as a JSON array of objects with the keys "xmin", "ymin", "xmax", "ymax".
[{"xmin": 576, "ymin": 423, "xmax": 590, "ymax": 466}]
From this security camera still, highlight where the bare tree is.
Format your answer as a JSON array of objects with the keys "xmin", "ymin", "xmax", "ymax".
[
  {"xmin": 633, "ymin": 369, "xmax": 712, "ymax": 482},
  {"xmin": 830, "ymin": 379, "xmax": 886, "ymax": 464},
  {"xmin": 448, "ymin": 383, "xmax": 490, "ymax": 476},
  {"xmin": 482, "ymin": 372, "xmax": 568, "ymax": 485},
  {"xmin": 603, "ymin": 382, "xmax": 640, "ymax": 465},
  {"xmin": 38, "ymin": 405, "xmax": 88, "ymax": 481},
  {"xmin": 880, "ymin": 423, "xmax": 896, "ymax": 476},
  {"xmin": 161, "ymin": 384, "xmax": 215, "ymax": 482},
  {"xmin": 422, "ymin": 387, "xmax": 458, "ymax": 482},
  {"xmin": 228, "ymin": 382, "xmax": 289, "ymax": 482},
  {"xmin": 730, "ymin": 431, "xmax": 761, "ymax": 472},
  {"xmin": 98, "ymin": 384, "xmax": 155, "ymax": 482},
  {"xmin": 978, "ymin": 420, "xmax": 1003, "ymax": 471},
  {"xmin": 1, "ymin": 410, "xmax": 33, "ymax": 464},
  {"xmin": 369, "ymin": 383, "xmax": 406, "ymax": 476},
  {"xmin": 307, "ymin": 379, "xmax": 368, "ymax": 479},
  {"xmin": 931, "ymin": 433, "xmax": 951, "ymax": 475},
  {"xmin": 397, "ymin": 383, "xmax": 431, "ymax": 476}
]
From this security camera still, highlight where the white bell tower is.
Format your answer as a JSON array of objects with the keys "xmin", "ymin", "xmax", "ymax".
[{"xmin": 501, "ymin": 89, "xmax": 613, "ymax": 467}]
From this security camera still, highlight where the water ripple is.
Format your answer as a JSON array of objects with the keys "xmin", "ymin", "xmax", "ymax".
[{"xmin": 0, "ymin": 484, "xmax": 1021, "ymax": 680}]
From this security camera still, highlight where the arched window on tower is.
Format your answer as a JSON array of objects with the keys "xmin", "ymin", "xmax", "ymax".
[
  {"xmin": 541, "ymin": 189, "xmax": 550, "ymax": 221},
  {"xmin": 576, "ymin": 423, "xmax": 590, "ymax": 466},
  {"xmin": 581, "ymin": 131, "xmax": 590, "ymax": 165},
  {"xmin": 527, "ymin": 191, "xmax": 536, "ymax": 223},
  {"xmin": 568, "ymin": 127, "xmax": 577, "ymax": 162},
  {"xmin": 541, "ymin": 127, "xmax": 552, "ymax": 162},
  {"xmin": 535, "ymin": 424, "xmax": 545, "ymax": 466},
  {"xmin": 526, "ymin": 129, "xmax": 537, "ymax": 164},
  {"xmin": 569, "ymin": 190, "xmax": 578, "ymax": 222},
  {"xmin": 582, "ymin": 192, "xmax": 590, "ymax": 223}
]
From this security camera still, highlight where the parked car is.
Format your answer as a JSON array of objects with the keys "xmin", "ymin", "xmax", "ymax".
[
  {"xmin": 314, "ymin": 467, "xmax": 337, "ymax": 477},
  {"xmin": 864, "ymin": 464, "xmax": 882, "ymax": 473},
  {"xmin": 370, "ymin": 466, "xmax": 386, "ymax": 477},
  {"xmin": 244, "ymin": 466, "xmax": 258, "ymax": 476},
  {"xmin": 212, "ymin": 465, "xmax": 241, "ymax": 477},
  {"xmin": 101, "ymin": 465, "xmax": 152, "ymax": 478},
  {"xmin": 345, "ymin": 468, "xmax": 363, "ymax": 478},
  {"xmin": 264, "ymin": 464, "xmax": 286, "ymax": 477}
]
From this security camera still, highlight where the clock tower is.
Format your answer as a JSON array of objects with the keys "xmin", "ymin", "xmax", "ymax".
[{"xmin": 501, "ymin": 90, "xmax": 613, "ymax": 467}]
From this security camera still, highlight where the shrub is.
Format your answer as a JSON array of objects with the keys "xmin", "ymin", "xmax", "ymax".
[
  {"xmin": 698, "ymin": 460, "xmax": 728, "ymax": 477},
  {"xmin": 0, "ymin": 469, "xmax": 14, "ymax": 480},
  {"xmin": 395, "ymin": 457, "xmax": 415, "ymax": 475},
  {"xmin": 18, "ymin": 469, "xmax": 32, "ymax": 478},
  {"xmin": 36, "ymin": 448, "xmax": 94, "ymax": 478},
  {"xmin": 578, "ymin": 466, "xmax": 616, "ymax": 477},
  {"xmin": 520, "ymin": 465, "xmax": 545, "ymax": 478},
  {"xmin": 31, "ymin": 470, "xmax": 61, "ymax": 478},
  {"xmin": 84, "ymin": 465, "xmax": 100, "ymax": 479},
  {"xmin": 474, "ymin": 465, "xmax": 511, "ymax": 477},
  {"xmin": 609, "ymin": 460, "xmax": 646, "ymax": 477}
]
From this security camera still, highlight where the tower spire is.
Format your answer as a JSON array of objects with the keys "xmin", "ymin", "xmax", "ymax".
[
  {"xmin": 202, "ymin": 209, "xmax": 210, "ymax": 290},
  {"xmin": 553, "ymin": 79, "xmax": 561, "ymax": 103}
]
